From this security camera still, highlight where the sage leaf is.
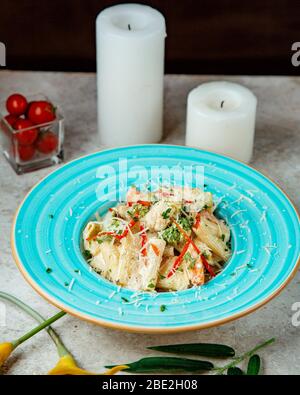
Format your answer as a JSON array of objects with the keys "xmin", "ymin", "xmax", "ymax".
[
  {"xmin": 227, "ymin": 367, "xmax": 244, "ymax": 375},
  {"xmin": 247, "ymin": 354, "xmax": 261, "ymax": 375},
  {"xmin": 147, "ymin": 343, "xmax": 235, "ymax": 358},
  {"xmin": 106, "ymin": 357, "xmax": 214, "ymax": 373}
]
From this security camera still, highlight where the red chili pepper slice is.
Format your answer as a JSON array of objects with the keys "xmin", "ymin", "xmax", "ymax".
[
  {"xmin": 172, "ymin": 219, "xmax": 215, "ymax": 277},
  {"xmin": 140, "ymin": 225, "xmax": 148, "ymax": 256},
  {"xmin": 128, "ymin": 200, "xmax": 151, "ymax": 207},
  {"xmin": 167, "ymin": 240, "xmax": 191, "ymax": 278},
  {"xmin": 194, "ymin": 212, "xmax": 201, "ymax": 229},
  {"xmin": 117, "ymin": 218, "xmax": 138, "ymax": 240},
  {"xmin": 151, "ymin": 243, "xmax": 160, "ymax": 256}
]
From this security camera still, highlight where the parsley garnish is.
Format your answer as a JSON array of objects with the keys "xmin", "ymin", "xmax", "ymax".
[
  {"xmin": 161, "ymin": 207, "xmax": 172, "ymax": 219},
  {"xmin": 121, "ymin": 297, "xmax": 129, "ymax": 303},
  {"xmin": 83, "ymin": 250, "xmax": 92, "ymax": 259},
  {"xmin": 160, "ymin": 305, "xmax": 167, "ymax": 312},
  {"xmin": 127, "ymin": 203, "xmax": 149, "ymax": 219},
  {"xmin": 184, "ymin": 252, "xmax": 196, "ymax": 269}
]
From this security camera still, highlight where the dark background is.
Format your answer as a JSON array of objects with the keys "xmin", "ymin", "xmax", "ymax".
[{"xmin": 0, "ymin": 0, "xmax": 299, "ymax": 75}]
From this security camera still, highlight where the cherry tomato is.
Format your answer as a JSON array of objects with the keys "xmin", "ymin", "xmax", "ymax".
[
  {"xmin": 25, "ymin": 101, "xmax": 36, "ymax": 118},
  {"xmin": 13, "ymin": 119, "xmax": 39, "ymax": 145},
  {"xmin": 36, "ymin": 131, "xmax": 58, "ymax": 154},
  {"xmin": 6, "ymin": 94, "xmax": 28, "ymax": 116},
  {"xmin": 4, "ymin": 114, "xmax": 17, "ymax": 127},
  {"xmin": 28, "ymin": 101, "xmax": 56, "ymax": 124},
  {"xmin": 17, "ymin": 144, "xmax": 35, "ymax": 161}
]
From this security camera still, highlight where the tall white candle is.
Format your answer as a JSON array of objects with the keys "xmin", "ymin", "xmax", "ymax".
[
  {"xmin": 96, "ymin": 4, "xmax": 166, "ymax": 146},
  {"xmin": 185, "ymin": 81, "xmax": 257, "ymax": 163}
]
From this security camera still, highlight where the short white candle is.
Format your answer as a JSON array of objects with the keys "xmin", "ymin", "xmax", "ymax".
[
  {"xmin": 185, "ymin": 81, "xmax": 257, "ymax": 163},
  {"xmin": 96, "ymin": 4, "xmax": 166, "ymax": 146}
]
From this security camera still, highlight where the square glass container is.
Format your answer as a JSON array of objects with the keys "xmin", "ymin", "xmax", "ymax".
[{"xmin": 0, "ymin": 94, "xmax": 64, "ymax": 174}]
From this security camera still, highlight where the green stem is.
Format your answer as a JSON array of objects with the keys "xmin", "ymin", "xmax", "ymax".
[
  {"xmin": 12, "ymin": 311, "xmax": 65, "ymax": 348},
  {"xmin": 0, "ymin": 292, "xmax": 68, "ymax": 357},
  {"xmin": 213, "ymin": 338, "xmax": 275, "ymax": 375}
]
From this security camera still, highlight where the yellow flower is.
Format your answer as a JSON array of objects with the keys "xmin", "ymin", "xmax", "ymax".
[
  {"xmin": 0, "ymin": 343, "xmax": 14, "ymax": 368},
  {"xmin": 102, "ymin": 365, "xmax": 129, "ymax": 375},
  {"xmin": 48, "ymin": 354, "xmax": 128, "ymax": 376}
]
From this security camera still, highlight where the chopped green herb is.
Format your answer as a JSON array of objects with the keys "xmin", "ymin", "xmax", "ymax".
[
  {"xmin": 221, "ymin": 234, "xmax": 225, "ymax": 241},
  {"xmin": 64, "ymin": 282, "xmax": 69, "ymax": 287},
  {"xmin": 160, "ymin": 305, "xmax": 167, "ymax": 312},
  {"xmin": 46, "ymin": 267, "xmax": 52, "ymax": 274},
  {"xmin": 161, "ymin": 207, "xmax": 172, "ymax": 219},
  {"xmin": 48, "ymin": 214, "xmax": 54, "ymax": 219},
  {"xmin": 158, "ymin": 273, "xmax": 166, "ymax": 280},
  {"xmin": 148, "ymin": 282, "xmax": 155, "ymax": 289},
  {"xmin": 160, "ymin": 224, "xmax": 181, "ymax": 245},
  {"xmin": 127, "ymin": 203, "xmax": 149, "ymax": 219},
  {"xmin": 74, "ymin": 269, "xmax": 79, "ymax": 273},
  {"xmin": 160, "ymin": 214, "xmax": 193, "ymax": 245},
  {"xmin": 121, "ymin": 297, "xmax": 129, "ymax": 303},
  {"xmin": 111, "ymin": 219, "xmax": 120, "ymax": 228},
  {"xmin": 184, "ymin": 252, "xmax": 196, "ymax": 269},
  {"xmin": 179, "ymin": 216, "xmax": 193, "ymax": 231},
  {"xmin": 83, "ymin": 249, "xmax": 92, "ymax": 259}
]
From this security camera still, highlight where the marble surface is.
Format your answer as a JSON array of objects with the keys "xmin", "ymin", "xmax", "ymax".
[{"xmin": 0, "ymin": 71, "xmax": 299, "ymax": 375}]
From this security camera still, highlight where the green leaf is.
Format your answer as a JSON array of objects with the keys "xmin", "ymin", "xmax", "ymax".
[
  {"xmin": 227, "ymin": 367, "xmax": 244, "ymax": 375},
  {"xmin": 106, "ymin": 357, "xmax": 214, "ymax": 373},
  {"xmin": 147, "ymin": 343, "xmax": 235, "ymax": 358},
  {"xmin": 247, "ymin": 354, "xmax": 261, "ymax": 375}
]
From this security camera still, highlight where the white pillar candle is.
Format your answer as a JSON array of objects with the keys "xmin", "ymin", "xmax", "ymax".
[
  {"xmin": 185, "ymin": 81, "xmax": 257, "ymax": 163},
  {"xmin": 96, "ymin": 4, "xmax": 166, "ymax": 146}
]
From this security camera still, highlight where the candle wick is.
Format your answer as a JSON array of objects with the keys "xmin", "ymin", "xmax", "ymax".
[
  {"xmin": 128, "ymin": 24, "xmax": 131, "ymax": 31},
  {"xmin": 220, "ymin": 100, "xmax": 225, "ymax": 108}
]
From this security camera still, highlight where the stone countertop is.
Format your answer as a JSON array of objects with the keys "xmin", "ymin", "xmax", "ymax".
[{"xmin": 0, "ymin": 71, "xmax": 299, "ymax": 375}]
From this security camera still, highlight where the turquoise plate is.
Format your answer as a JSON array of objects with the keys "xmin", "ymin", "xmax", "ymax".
[{"xmin": 12, "ymin": 145, "xmax": 300, "ymax": 333}]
